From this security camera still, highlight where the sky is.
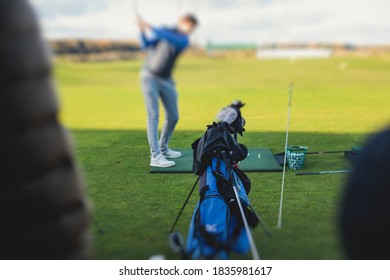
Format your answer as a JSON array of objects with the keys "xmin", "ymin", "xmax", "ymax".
[{"xmin": 30, "ymin": 0, "xmax": 390, "ymax": 45}]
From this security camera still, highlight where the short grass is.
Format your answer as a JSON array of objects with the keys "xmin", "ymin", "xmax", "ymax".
[{"xmin": 55, "ymin": 55, "xmax": 390, "ymax": 259}]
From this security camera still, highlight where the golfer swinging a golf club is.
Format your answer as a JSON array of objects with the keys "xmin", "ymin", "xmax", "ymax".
[{"xmin": 135, "ymin": 13, "xmax": 198, "ymax": 168}]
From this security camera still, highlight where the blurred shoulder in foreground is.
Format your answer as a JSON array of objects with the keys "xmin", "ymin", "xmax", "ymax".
[
  {"xmin": 340, "ymin": 126, "xmax": 390, "ymax": 259},
  {"xmin": 0, "ymin": 0, "xmax": 90, "ymax": 259}
]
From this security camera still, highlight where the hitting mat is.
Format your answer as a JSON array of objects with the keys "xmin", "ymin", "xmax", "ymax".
[{"xmin": 150, "ymin": 148, "xmax": 282, "ymax": 173}]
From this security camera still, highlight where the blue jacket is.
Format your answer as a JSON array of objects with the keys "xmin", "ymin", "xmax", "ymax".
[{"xmin": 140, "ymin": 27, "xmax": 189, "ymax": 78}]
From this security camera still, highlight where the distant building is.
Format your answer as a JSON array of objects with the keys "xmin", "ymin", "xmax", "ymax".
[
  {"xmin": 205, "ymin": 42, "xmax": 257, "ymax": 56},
  {"xmin": 257, "ymin": 48, "xmax": 332, "ymax": 59},
  {"xmin": 206, "ymin": 42, "xmax": 257, "ymax": 51}
]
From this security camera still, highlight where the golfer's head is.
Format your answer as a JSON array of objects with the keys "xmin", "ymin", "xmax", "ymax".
[{"xmin": 178, "ymin": 14, "xmax": 198, "ymax": 34}]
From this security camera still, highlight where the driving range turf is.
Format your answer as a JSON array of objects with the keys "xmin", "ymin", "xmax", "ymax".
[{"xmin": 55, "ymin": 55, "xmax": 390, "ymax": 259}]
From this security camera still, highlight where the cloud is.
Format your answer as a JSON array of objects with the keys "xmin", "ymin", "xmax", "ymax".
[
  {"xmin": 31, "ymin": 0, "xmax": 107, "ymax": 18},
  {"xmin": 30, "ymin": 0, "xmax": 390, "ymax": 45}
]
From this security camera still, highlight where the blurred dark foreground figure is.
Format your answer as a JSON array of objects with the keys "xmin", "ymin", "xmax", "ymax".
[
  {"xmin": 340, "ymin": 126, "xmax": 390, "ymax": 259},
  {"xmin": 0, "ymin": 0, "xmax": 90, "ymax": 259}
]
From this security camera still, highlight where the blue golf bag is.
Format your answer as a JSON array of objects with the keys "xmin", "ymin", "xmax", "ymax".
[{"xmin": 185, "ymin": 119, "xmax": 260, "ymax": 259}]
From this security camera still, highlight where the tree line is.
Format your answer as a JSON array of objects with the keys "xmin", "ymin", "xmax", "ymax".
[{"xmin": 49, "ymin": 39, "xmax": 140, "ymax": 55}]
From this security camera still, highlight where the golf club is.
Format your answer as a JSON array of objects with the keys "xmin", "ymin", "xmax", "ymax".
[
  {"xmin": 169, "ymin": 177, "xmax": 199, "ymax": 233},
  {"xmin": 248, "ymin": 204, "xmax": 272, "ymax": 238},
  {"xmin": 307, "ymin": 150, "xmax": 345, "ymax": 155},
  {"xmin": 296, "ymin": 170, "xmax": 352, "ymax": 176},
  {"xmin": 132, "ymin": 0, "xmax": 139, "ymax": 16},
  {"xmin": 90, "ymin": 214, "xmax": 104, "ymax": 235},
  {"xmin": 221, "ymin": 151, "xmax": 260, "ymax": 260},
  {"xmin": 275, "ymin": 150, "xmax": 346, "ymax": 166},
  {"xmin": 277, "ymin": 83, "xmax": 294, "ymax": 229},
  {"xmin": 177, "ymin": 0, "xmax": 182, "ymax": 14}
]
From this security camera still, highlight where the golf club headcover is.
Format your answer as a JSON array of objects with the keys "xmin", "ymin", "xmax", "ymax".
[
  {"xmin": 214, "ymin": 100, "xmax": 246, "ymax": 136},
  {"xmin": 214, "ymin": 107, "xmax": 238, "ymax": 126},
  {"xmin": 0, "ymin": 0, "xmax": 91, "ymax": 259}
]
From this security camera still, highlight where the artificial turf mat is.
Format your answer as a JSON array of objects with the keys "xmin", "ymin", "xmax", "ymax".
[{"xmin": 150, "ymin": 148, "xmax": 282, "ymax": 173}]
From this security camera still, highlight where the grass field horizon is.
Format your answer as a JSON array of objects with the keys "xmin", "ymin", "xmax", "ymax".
[{"xmin": 55, "ymin": 55, "xmax": 389, "ymax": 259}]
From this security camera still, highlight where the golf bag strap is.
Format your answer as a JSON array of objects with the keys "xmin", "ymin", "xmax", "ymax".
[
  {"xmin": 220, "ymin": 151, "xmax": 233, "ymax": 183},
  {"xmin": 216, "ymin": 154, "xmax": 221, "ymax": 173},
  {"xmin": 211, "ymin": 154, "xmax": 222, "ymax": 180}
]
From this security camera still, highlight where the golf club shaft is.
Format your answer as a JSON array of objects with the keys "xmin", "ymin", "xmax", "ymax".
[
  {"xmin": 169, "ymin": 177, "xmax": 199, "ymax": 233},
  {"xmin": 307, "ymin": 150, "xmax": 345, "ymax": 155},
  {"xmin": 232, "ymin": 185, "xmax": 260, "ymax": 260},
  {"xmin": 221, "ymin": 151, "xmax": 260, "ymax": 260},
  {"xmin": 277, "ymin": 83, "xmax": 293, "ymax": 229},
  {"xmin": 132, "ymin": 0, "xmax": 139, "ymax": 15},
  {"xmin": 177, "ymin": 0, "xmax": 182, "ymax": 13},
  {"xmin": 249, "ymin": 205, "xmax": 272, "ymax": 238},
  {"xmin": 296, "ymin": 170, "xmax": 352, "ymax": 176},
  {"xmin": 90, "ymin": 214, "xmax": 104, "ymax": 234}
]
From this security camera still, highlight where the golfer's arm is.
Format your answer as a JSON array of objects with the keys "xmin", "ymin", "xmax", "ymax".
[
  {"xmin": 139, "ymin": 32, "xmax": 158, "ymax": 49},
  {"xmin": 151, "ymin": 27, "xmax": 188, "ymax": 50}
]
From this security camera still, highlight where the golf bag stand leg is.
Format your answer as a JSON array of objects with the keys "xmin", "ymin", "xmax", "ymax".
[
  {"xmin": 169, "ymin": 177, "xmax": 200, "ymax": 233},
  {"xmin": 168, "ymin": 177, "xmax": 200, "ymax": 258}
]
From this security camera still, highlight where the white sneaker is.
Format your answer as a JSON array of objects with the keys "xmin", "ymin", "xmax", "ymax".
[
  {"xmin": 162, "ymin": 149, "xmax": 182, "ymax": 159},
  {"xmin": 150, "ymin": 154, "xmax": 175, "ymax": 168}
]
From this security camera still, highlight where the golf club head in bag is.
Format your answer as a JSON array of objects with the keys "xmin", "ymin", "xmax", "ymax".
[{"xmin": 214, "ymin": 100, "xmax": 246, "ymax": 136}]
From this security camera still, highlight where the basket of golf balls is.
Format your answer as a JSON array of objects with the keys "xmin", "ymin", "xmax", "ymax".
[{"xmin": 286, "ymin": 146, "xmax": 308, "ymax": 170}]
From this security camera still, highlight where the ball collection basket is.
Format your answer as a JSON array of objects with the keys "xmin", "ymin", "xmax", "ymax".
[{"xmin": 286, "ymin": 146, "xmax": 308, "ymax": 170}]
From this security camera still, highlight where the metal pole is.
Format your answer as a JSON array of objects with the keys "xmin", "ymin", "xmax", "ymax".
[{"xmin": 277, "ymin": 83, "xmax": 294, "ymax": 229}]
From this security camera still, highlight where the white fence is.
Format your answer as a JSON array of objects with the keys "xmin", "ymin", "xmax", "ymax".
[{"xmin": 257, "ymin": 48, "xmax": 332, "ymax": 59}]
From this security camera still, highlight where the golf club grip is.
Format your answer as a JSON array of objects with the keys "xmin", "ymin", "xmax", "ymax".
[{"xmin": 0, "ymin": 0, "xmax": 90, "ymax": 259}]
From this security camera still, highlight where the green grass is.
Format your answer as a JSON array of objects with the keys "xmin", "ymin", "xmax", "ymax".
[{"xmin": 55, "ymin": 55, "xmax": 390, "ymax": 259}]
